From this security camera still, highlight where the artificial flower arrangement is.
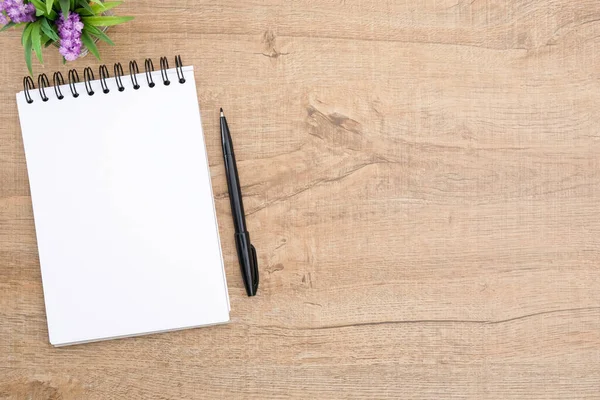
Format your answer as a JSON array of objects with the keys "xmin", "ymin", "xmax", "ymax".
[{"xmin": 0, "ymin": 0, "xmax": 132, "ymax": 74}]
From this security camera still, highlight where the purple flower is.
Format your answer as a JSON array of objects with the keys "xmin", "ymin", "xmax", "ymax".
[
  {"xmin": 56, "ymin": 12, "xmax": 83, "ymax": 61},
  {"xmin": 0, "ymin": 1, "xmax": 6, "ymax": 25},
  {"xmin": 1, "ymin": 0, "xmax": 36, "ymax": 24},
  {"xmin": 0, "ymin": 6, "xmax": 8, "ymax": 26}
]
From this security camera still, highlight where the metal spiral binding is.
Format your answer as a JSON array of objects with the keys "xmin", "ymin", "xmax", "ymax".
[
  {"xmin": 22, "ymin": 55, "xmax": 186, "ymax": 103},
  {"xmin": 83, "ymin": 67, "xmax": 95, "ymax": 96},
  {"xmin": 129, "ymin": 60, "xmax": 140, "ymax": 89},
  {"xmin": 99, "ymin": 64, "xmax": 110, "ymax": 94},
  {"xmin": 68, "ymin": 69, "xmax": 80, "ymax": 98},
  {"xmin": 175, "ymin": 55, "xmax": 185, "ymax": 84},
  {"xmin": 114, "ymin": 62, "xmax": 125, "ymax": 92},
  {"xmin": 23, "ymin": 76, "xmax": 35, "ymax": 104},
  {"xmin": 37, "ymin": 74, "xmax": 50, "ymax": 102},
  {"xmin": 159, "ymin": 57, "xmax": 170, "ymax": 85},
  {"xmin": 144, "ymin": 58, "xmax": 155, "ymax": 88},
  {"xmin": 52, "ymin": 72, "xmax": 65, "ymax": 99}
]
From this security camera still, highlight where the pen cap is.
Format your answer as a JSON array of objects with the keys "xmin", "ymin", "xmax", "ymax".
[
  {"xmin": 235, "ymin": 232, "xmax": 259, "ymax": 296},
  {"xmin": 250, "ymin": 244, "xmax": 259, "ymax": 294}
]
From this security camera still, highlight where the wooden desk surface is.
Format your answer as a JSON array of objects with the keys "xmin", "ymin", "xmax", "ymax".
[{"xmin": 1, "ymin": 1, "xmax": 599, "ymax": 398}]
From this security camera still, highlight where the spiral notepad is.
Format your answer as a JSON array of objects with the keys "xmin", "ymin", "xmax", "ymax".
[{"xmin": 16, "ymin": 56, "xmax": 230, "ymax": 346}]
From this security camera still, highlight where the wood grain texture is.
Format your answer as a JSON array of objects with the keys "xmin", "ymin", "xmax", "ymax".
[{"xmin": 1, "ymin": 0, "xmax": 600, "ymax": 398}]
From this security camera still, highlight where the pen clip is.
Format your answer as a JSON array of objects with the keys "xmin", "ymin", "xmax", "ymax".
[{"xmin": 250, "ymin": 243, "xmax": 259, "ymax": 294}]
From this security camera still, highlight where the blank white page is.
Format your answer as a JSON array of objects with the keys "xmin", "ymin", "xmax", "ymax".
[{"xmin": 16, "ymin": 66, "xmax": 229, "ymax": 346}]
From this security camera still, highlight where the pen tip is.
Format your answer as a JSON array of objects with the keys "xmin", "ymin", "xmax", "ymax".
[{"xmin": 220, "ymin": 108, "xmax": 224, "ymax": 117}]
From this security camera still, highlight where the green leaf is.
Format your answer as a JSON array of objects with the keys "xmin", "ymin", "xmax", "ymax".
[
  {"xmin": 59, "ymin": 0, "xmax": 70, "ymax": 18},
  {"xmin": 75, "ymin": 7, "xmax": 94, "ymax": 16},
  {"xmin": 82, "ymin": 15, "xmax": 133, "ymax": 26},
  {"xmin": 31, "ymin": 21, "xmax": 44, "ymax": 65},
  {"xmin": 62, "ymin": 57, "xmax": 66, "ymax": 64},
  {"xmin": 89, "ymin": 0, "xmax": 105, "ymax": 8},
  {"xmin": 40, "ymin": 18, "xmax": 59, "ymax": 41},
  {"xmin": 78, "ymin": 0, "xmax": 123, "ymax": 16},
  {"xmin": 22, "ymin": 23, "xmax": 34, "ymax": 46},
  {"xmin": 23, "ymin": 32, "xmax": 33, "ymax": 76},
  {"xmin": 29, "ymin": 0, "xmax": 46, "ymax": 13},
  {"xmin": 91, "ymin": 1, "xmax": 121, "ymax": 14},
  {"xmin": 70, "ymin": 0, "xmax": 75, "ymax": 10},
  {"xmin": 81, "ymin": 30, "xmax": 100, "ymax": 60},
  {"xmin": 0, "ymin": 22, "xmax": 17, "ymax": 32},
  {"xmin": 30, "ymin": 0, "xmax": 57, "ymax": 18},
  {"xmin": 40, "ymin": 32, "xmax": 51, "ymax": 45},
  {"xmin": 29, "ymin": 0, "xmax": 57, "ymax": 18},
  {"xmin": 46, "ymin": 0, "xmax": 54, "ymax": 15},
  {"xmin": 83, "ymin": 23, "xmax": 114, "ymax": 45},
  {"xmin": 76, "ymin": 0, "xmax": 94, "ymax": 15}
]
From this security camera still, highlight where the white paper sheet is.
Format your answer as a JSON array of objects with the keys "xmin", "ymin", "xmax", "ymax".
[{"xmin": 16, "ymin": 66, "xmax": 229, "ymax": 346}]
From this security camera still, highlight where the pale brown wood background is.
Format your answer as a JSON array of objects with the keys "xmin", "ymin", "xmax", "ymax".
[{"xmin": 1, "ymin": 0, "xmax": 600, "ymax": 398}]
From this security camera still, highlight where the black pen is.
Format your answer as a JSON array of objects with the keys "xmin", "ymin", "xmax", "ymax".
[{"xmin": 220, "ymin": 108, "xmax": 259, "ymax": 296}]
